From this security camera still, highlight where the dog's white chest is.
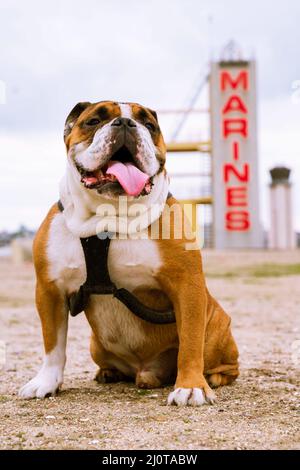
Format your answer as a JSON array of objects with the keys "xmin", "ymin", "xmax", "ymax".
[
  {"xmin": 47, "ymin": 213, "xmax": 162, "ymax": 293},
  {"xmin": 107, "ymin": 237, "xmax": 162, "ymax": 291}
]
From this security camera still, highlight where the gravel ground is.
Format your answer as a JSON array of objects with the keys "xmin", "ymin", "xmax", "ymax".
[{"xmin": 0, "ymin": 250, "xmax": 299, "ymax": 450}]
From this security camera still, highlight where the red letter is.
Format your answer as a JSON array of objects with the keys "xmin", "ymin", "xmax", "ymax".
[
  {"xmin": 223, "ymin": 119, "xmax": 248, "ymax": 138},
  {"xmin": 226, "ymin": 211, "xmax": 250, "ymax": 231},
  {"xmin": 222, "ymin": 95, "xmax": 248, "ymax": 114},
  {"xmin": 226, "ymin": 187, "xmax": 248, "ymax": 206},
  {"xmin": 220, "ymin": 71, "xmax": 249, "ymax": 91},
  {"xmin": 233, "ymin": 141, "xmax": 239, "ymax": 161},
  {"xmin": 224, "ymin": 163, "xmax": 249, "ymax": 183}
]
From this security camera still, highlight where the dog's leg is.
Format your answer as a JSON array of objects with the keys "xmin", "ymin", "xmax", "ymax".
[
  {"xmin": 158, "ymin": 274, "xmax": 215, "ymax": 406},
  {"xmin": 90, "ymin": 333, "xmax": 133, "ymax": 384},
  {"xmin": 136, "ymin": 348, "xmax": 178, "ymax": 389},
  {"xmin": 19, "ymin": 282, "xmax": 68, "ymax": 399},
  {"xmin": 205, "ymin": 336, "xmax": 239, "ymax": 388},
  {"xmin": 204, "ymin": 295, "xmax": 239, "ymax": 388}
]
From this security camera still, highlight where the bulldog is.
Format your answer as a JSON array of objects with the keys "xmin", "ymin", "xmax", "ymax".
[{"xmin": 19, "ymin": 100, "xmax": 239, "ymax": 406}]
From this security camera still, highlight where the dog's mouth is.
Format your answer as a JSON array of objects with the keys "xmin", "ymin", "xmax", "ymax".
[{"xmin": 76, "ymin": 146, "xmax": 153, "ymax": 197}]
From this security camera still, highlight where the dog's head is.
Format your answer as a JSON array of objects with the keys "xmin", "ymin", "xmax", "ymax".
[{"xmin": 64, "ymin": 101, "xmax": 166, "ymax": 199}]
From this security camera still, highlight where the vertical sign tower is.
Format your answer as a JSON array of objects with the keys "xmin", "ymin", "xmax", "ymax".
[
  {"xmin": 269, "ymin": 167, "xmax": 296, "ymax": 249},
  {"xmin": 210, "ymin": 44, "xmax": 263, "ymax": 248}
]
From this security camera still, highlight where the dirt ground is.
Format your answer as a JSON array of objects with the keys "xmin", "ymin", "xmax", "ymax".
[{"xmin": 0, "ymin": 250, "xmax": 299, "ymax": 450}]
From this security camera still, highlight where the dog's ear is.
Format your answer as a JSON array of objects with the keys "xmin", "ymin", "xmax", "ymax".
[
  {"xmin": 64, "ymin": 102, "xmax": 91, "ymax": 140},
  {"xmin": 147, "ymin": 107, "xmax": 158, "ymax": 122}
]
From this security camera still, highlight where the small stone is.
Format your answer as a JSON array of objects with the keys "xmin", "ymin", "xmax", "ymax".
[{"xmin": 90, "ymin": 439, "xmax": 99, "ymax": 445}]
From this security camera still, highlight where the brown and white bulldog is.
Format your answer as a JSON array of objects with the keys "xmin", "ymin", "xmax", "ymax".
[{"xmin": 19, "ymin": 100, "xmax": 239, "ymax": 406}]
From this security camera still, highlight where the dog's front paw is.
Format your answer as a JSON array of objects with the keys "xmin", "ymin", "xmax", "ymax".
[
  {"xmin": 167, "ymin": 387, "xmax": 216, "ymax": 406},
  {"xmin": 19, "ymin": 369, "xmax": 63, "ymax": 399}
]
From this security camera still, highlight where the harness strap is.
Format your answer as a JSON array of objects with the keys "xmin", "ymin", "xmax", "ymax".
[
  {"xmin": 57, "ymin": 195, "xmax": 176, "ymax": 324},
  {"xmin": 114, "ymin": 288, "xmax": 175, "ymax": 324},
  {"xmin": 81, "ymin": 234, "xmax": 113, "ymax": 290},
  {"xmin": 57, "ymin": 199, "xmax": 64, "ymax": 212}
]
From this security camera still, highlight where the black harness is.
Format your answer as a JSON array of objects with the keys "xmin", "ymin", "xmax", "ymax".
[{"xmin": 58, "ymin": 197, "xmax": 176, "ymax": 324}]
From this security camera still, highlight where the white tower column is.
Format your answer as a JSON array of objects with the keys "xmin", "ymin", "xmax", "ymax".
[{"xmin": 269, "ymin": 167, "xmax": 296, "ymax": 250}]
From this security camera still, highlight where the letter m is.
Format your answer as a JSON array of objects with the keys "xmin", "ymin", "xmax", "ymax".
[{"xmin": 220, "ymin": 71, "xmax": 248, "ymax": 91}]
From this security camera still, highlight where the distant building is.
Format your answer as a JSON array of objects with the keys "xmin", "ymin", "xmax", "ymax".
[
  {"xmin": 269, "ymin": 167, "xmax": 296, "ymax": 249},
  {"xmin": 0, "ymin": 225, "xmax": 35, "ymax": 247}
]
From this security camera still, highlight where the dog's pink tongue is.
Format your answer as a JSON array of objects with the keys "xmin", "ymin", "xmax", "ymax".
[{"xmin": 106, "ymin": 161, "xmax": 149, "ymax": 196}]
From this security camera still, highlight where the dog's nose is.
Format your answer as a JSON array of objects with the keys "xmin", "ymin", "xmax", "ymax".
[{"xmin": 111, "ymin": 117, "xmax": 137, "ymax": 128}]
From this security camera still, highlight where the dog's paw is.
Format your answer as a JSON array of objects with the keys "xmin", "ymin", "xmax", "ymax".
[
  {"xmin": 167, "ymin": 387, "xmax": 216, "ymax": 406},
  {"xmin": 19, "ymin": 369, "xmax": 63, "ymax": 399},
  {"xmin": 136, "ymin": 370, "xmax": 162, "ymax": 389},
  {"xmin": 95, "ymin": 368, "xmax": 129, "ymax": 384}
]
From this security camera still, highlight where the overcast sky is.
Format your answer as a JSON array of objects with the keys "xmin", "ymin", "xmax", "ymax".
[{"xmin": 0, "ymin": 0, "xmax": 299, "ymax": 231}]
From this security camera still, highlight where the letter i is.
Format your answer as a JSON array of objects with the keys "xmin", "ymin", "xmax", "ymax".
[{"xmin": 233, "ymin": 141, "xmax": 239, "ymax": 161}]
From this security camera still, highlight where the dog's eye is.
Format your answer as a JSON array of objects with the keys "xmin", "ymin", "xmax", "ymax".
[
  {"xmin": 85, "ymin": 118, "xmax": 101, "ymax": 126},
  {"xmin": 145, "ymin": 122, "xmax": 155, "ymax": 132}
]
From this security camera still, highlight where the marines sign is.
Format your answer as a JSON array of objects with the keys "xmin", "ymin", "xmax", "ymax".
[{"xmin": 210, "ymin": 60, "xmax": 263, "ymax": 248}]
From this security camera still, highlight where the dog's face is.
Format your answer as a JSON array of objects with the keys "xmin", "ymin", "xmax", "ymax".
[{"xmin": 64, "ymin": 101, "xmax": 166, "ymax": 198}]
